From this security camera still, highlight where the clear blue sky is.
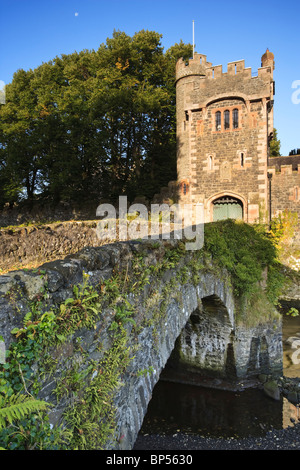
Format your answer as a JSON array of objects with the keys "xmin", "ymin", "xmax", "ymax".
[{"xmin": 0, "ymin": 0, "xmax": 299, "ymax": 155}]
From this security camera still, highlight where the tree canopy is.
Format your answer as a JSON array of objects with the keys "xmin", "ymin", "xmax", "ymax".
[
  {"xmin": 269, "ymin": 128, "xmax": 281, "ymax": 157},
  {"xmin": 0, "ymin": 30, "xmax": 192, "ymax": 208}
]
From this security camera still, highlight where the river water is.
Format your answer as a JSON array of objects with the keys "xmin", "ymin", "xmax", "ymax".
[{"xmin": 137, "ymin": 313, "xmax": 300, "ymax": 440}]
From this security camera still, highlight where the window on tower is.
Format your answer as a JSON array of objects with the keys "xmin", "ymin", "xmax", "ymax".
[
  {"xmin": 224, "ymin": 110, "xmax": 230, "ymax": 130},
  {"xmin": 233, "ymin": 108, "xmax": 239, "ymax": 129},
  {"xmin": 215, "ymin": 111, "xmax": 221, "ymax": 131},
  {"xmin": 213, "ymin": 107, "xmax": 241, "ymax": 132},
  {"xmin": 180, "ymin": 180, "xmax": 189, "ymax": 196}
]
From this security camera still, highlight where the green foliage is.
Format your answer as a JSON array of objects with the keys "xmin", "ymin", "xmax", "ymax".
[
  {"xmin": 286, "ymin": 307, "xmax": 299, "ymax": 317},
  {"xmin": 269, "ymin": 128, "xmax": 281, "ymax": 157},
  {"xmin": 203, "ymin": 220, "xmax": 278, "ymax": 297},
  {"xmin": 109, "ymin": 300, "xmax": 136, "ymax": 331},
  {"xmin": 136, "ymin": 366, "xmax": 154, "ymax": 377},
  {"xmin": 0, "ymin": 394, "xmax": 50, "ymax": 431},
  {"xmin": 0, "ymin": 30, "xmax": 192, "ymax": 207},
  {"xmin": 265, "ymin": 263, "xmax": 285, "ymax": 305},
  {"xmin": 64, "ymin": 329, "xmax": 132, "ymax": 450},
  {"xmin": 202, "ymin": 219, "xmax": 287, "ymax": 325},
  {"xmin": 0, "ymin": 267, "xmax": 140, "ymax": 450},
  {"xmin": 269, "ymin": 209, "xmax": 298, "ymax": 254}
]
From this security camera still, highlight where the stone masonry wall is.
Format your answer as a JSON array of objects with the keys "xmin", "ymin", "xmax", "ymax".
[
  {"xmin": 268, "ymin": 160, "xmax": 300, "ymax": 246},
  {"xmin": 189, "ymin": 97, "xmax": 267, "ymax": 222},
  {"xmin": 0, "ymin": 221, "xmax": 102, "ymax": 273},
  {"xmin": 268, "ymin": 162, "xmax": 300, "ymax": 216}
]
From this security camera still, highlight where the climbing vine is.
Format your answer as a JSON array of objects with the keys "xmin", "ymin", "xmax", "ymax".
[
  {"xmin": 0, "ymin": 271, "xmax": 138, "ymax": 449},
  {"xmin": 62, "ymin": 328, "xmax": 132, "ymax": 450}
]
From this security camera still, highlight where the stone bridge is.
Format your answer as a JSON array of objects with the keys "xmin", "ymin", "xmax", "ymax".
[{"xmin": 0, "ymin": 235, "xmax": 283, "ymax": 450}]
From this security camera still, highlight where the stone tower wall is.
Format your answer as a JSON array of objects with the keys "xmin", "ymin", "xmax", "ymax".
[{"xmin": 176, "ymin": 52, "xmax": 275, "ymax": 223}]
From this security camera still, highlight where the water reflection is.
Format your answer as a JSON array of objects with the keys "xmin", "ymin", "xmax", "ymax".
[
  {"xmin": 140, "ymin": 380, "xmax": 283, "ymax": 438},
  {"xmin": 138, "ymin": 314, "xmax": 300, "ymax": 439}
]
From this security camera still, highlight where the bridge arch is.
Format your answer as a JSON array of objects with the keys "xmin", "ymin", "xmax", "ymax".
[
  {"xmin": 162, "ymin": 294, "xmax": 236, "ymax": 382},
  {"xmin": 0, "ymin": 240, "xmax": 283, "ymax": 451},
  {"xmin": 115, "ymin": 268, "xmax": 281, "ymax": 450},
  {"xmin": 116, "ymin": 272, "xmax": 237, "ymax": 449}
]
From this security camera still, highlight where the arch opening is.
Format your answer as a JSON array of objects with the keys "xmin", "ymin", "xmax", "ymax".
[{"xmin": 160, "ymin": 294, "xmax": 235, "ymax": 385}]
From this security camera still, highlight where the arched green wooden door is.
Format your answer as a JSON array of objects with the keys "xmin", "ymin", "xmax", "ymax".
[{"xmin": 213, "ymin": 196, "xmax": 243, "ymax": 221}]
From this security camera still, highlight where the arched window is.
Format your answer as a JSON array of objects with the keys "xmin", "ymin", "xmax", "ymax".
[
  {"xmin": 233, "ymin": 108, "xmax": 239, "ymax": 129},
  {"xmin": 224, "ymin": 110, "xmax": 230, "ymax": 130},
  {"xmin": 215, "ymin": 111, "xmax": 221, "ymax": 131},
  {"xmin": 209, "ymin": 155, "xmax": 213, "ymax": 170}
]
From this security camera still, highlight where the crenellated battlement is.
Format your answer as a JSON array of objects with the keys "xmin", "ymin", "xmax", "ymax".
[
  {"xmin": 268, "ymin": 164, "xmax": 300, "ymax": 176},
  {"xmin": 268, "ymin": 156, "xmax": 300, "ymax": 174},
  {"xmin": 176, "ymin": 51, "xmax": 274, "ymax": 84}
]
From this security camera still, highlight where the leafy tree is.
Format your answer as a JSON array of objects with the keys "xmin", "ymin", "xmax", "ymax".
[
  {"xmin": 0, "ymin": 31, "xmax": 193, "ymax": 208},
  {"xmin": 269, "ymin": 128, "xmax": 281, "ymax": 157}
]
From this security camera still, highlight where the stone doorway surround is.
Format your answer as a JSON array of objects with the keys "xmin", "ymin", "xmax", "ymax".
[{"xmin": 205, "ymin": 191, "xmax": 247, "ymax": 223}]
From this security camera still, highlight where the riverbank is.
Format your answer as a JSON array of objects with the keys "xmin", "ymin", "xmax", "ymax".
[{"xmin": 133, "ymin": 421, "xmax": 300, "ymax": 450}]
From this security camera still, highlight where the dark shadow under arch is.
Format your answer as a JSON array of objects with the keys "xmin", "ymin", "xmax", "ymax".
[{"xmin": 159, "ymin": 294, "xmax": 235, "ymax": 386}]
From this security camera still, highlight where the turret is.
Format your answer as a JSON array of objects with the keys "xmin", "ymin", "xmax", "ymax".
[
  {"xmin": 175, "ymin": 53, "xmax": 211, "ymax": 82},
  {"xmin": 261, "ymin": 49, "xmax": 275, "ymax": 71}
]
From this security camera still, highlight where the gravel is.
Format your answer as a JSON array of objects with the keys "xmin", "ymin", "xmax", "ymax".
[{"xmin": 133, "ymin": 422, "xmax": 300, "ymax": 450}]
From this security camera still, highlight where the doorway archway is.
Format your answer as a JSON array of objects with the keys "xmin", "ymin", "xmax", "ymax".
[{"xmin": 213, "ymin": 195, "xmax": 243, "ymax": 221}]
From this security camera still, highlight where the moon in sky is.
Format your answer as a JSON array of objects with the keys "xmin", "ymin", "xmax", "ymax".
[{"xmin": 75, "ymin": 12, "xmax": 79, "ymax": 17}]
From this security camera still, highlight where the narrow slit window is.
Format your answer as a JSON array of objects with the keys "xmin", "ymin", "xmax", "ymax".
[
  {"xmin": 181, "ymin": 182, "xmax": 189, "ymax": 195},
  {"xmin": 224, "ymin": 110, "xmax": 230, "ymax": 130},
  {"xmin": 215, "ymin": 111, "xmax": 221, "ymax": 131},
  {"xmin": 241, "ymin": 152, "xmax": 244, "ymax": 167},
  {"xmin": 233, "ymin": 108, "xmax": 239, "ymax": 129},
  {"xmin": 209, "ymin": 155, "xmax": 213, "ymax": 170}
]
